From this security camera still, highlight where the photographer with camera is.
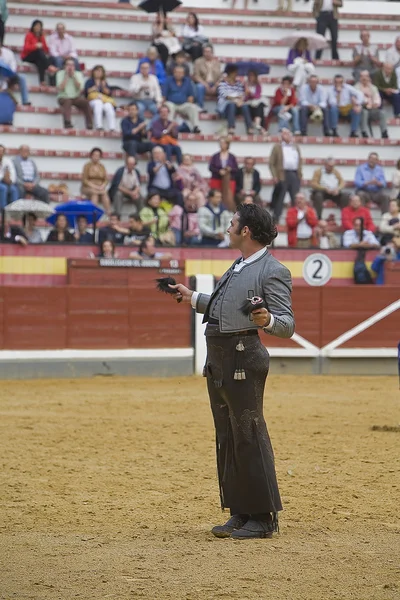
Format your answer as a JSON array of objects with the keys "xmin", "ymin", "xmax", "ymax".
[{"xmin": 371, "ymin": 234, "xmax": 400, "ymax": 285}]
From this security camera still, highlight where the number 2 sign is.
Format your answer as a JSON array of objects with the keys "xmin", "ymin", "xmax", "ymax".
[{"xmin": 302, "ymin": 253, "xmax": 333, "ymax": 286}]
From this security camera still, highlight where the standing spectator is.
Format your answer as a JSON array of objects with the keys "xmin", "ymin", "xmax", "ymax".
[
  {"xmin": 48, "ymin": 23, "xmax": 79, "ymax": 70},
  {"xmin": 139, "ymin": 193, "xmax": 174, "ymax": 245},
  {"xmin": 121, "ymin": 102, "xmax": 154, "ymax": 158},
  {"xmin": 244, "ymin": 70, "xmax": 266, "ymax": 133},
  {"xmin": 129, "ymin": 61, "xmax": 162, "ymax": 121},
  {"xmin": 122, "ymin": 214, "xmax": 150, "ymax": 247},
  {"xmin": 56, "ymin": 58, "xmax": 92, "ymax": 129},
  {"xmin": 270, "ymin": 76, "xmax": 300, "ymax": 134},
  {"xmin": 181, "ymin": 12, "xmax": 208, "ymax": 62},
  {"xmin": 310, "ymin": 157, "xmax": 346, "ymax": 218},
  {"xmin": 313, "ymin": 0, "xmax": 341, "ymax": 61},
  {"xmin": 176, "ymin": 153, "xmax": 208, "ymax": 207},
  {"xmin": 198, "ymin": 189, "xmax": 232, "ymax": 247},
  {"xmin": 352, "ymin": 31, "xmax": 380, "ymax": 83},
  {"xmin": 217, "ymin": 64, "xmax": 253, "ymax": 135},
  {"xmin": 21, "ymin": 20, "xmax": 54, "ymax": 85},
  {"xmin": 373, "ymin": 63, "xmax": 400, "ymax": 118},
  {"xmin": 299, "ymin": 75, "xmax": 329, "ymax": 136},
  {"xmin": 74, "ymin": 215, "xmax": 94, "ymax": 244},
  {"xmin": 371, "ymin": 235, "xmax": 400, "ymax": 284},
  {"xmin": 164, "ymin": 65, "xmax": 201, "ymax": 133},
  {"xmin": 147, "ymin": 146, "xmax": 183, "ymax": 206},
  {"xmin": 385, "ymin": 36, "xmax": 400, "ymax": 70},
  {"xmin": 342, "ymin": 217, "xmax": 380, "ymax": 249},
  {"xmin": 98, "ymin": 212, "xmax": 126, "ymax": 245},
  {"xmin": 0, "ymin": 44, "xmax": 30, "ymax": 105},
  {"xmin": 0, "ymin": 144, "xmax": 18, "ymax": 207},
  {"xmin": 379, "ymin": 199, "xmax": 400, "ymax": 245},
  {"xmin": 354, "ymin": 152, "xmax": 390, "ymax": 213},
  {"xmin": 14, "ymin": 145, "xmax": 49, "ymax": 203},
  {"xmin": 21, "ymin": 213, "xmax": 42, "ymax": 244},
  {"xmin": 235, "ymin": 157, "xmax": 261, "ymax": 206},
  {"xmin": 81, "ymin": 147, "xmax": 111, "ymax": 214},
  {"xmin": 0, "ymin": 0, "xmax": 7, "ymax": 45},
  {"xmin": 109, "ymin": 155, "xmax": 142, "ymax": 216},
  {"xmin": 341, "ymin": 194, "xmax": 376, "ymax": 232},
  {"xmin": 314, "ymin": 219, "xmax": 339, "ymax": 249},
  {"xmin": 84, "ymin": 65, "xmax": 116, "ymax": 132},
  {"xmin": 327, "ymin": 74, "xmax": 363, "ymax": 137},
  {"xmin": 193, "ymin": 45, "xmax": 221, "ymax": 110},
  {"xmin": 46, "ymin": 213, "xmax": 75, "ymax": 243},
  {"xmin": 391, "ymin": 158, "xmax": 400, "ymax": 200},
  {"xmin": 150, "ymin": 105, "xmax": 182, "ymax": 164},
  {"xmin": 168, "ymin": 193, "xmax": 201, "ymax": 245},
  {"xmin": 0, "ymin": 76, "xmax": 18, "ymax": 125},
  {"xmin": 286, "ymin": 192, "xmax": 318, "ymax": 248},
  {"xmin": 151, "ymin": 13, "xmax": 181, "ymax": 67},
  {"xmin": 286, "ymin": 38, "xmax": 315, "ymax": 88},
  {"xmin": 136, "ymin": 47, "xmax": 166, "ymax": 88},
  {"xmin": 355, "ymin": 70, "xmax": 388, "ymax": 139},
  {"xmin": 208, "ymin": 137, "xmax": 238, "ymax": 210},
  {"xmin": 269, "ymin": 128, "xmax": 302, "ymax": 223}
]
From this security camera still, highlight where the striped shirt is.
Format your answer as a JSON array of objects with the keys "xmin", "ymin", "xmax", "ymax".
[
  {"xmin": 217, "ymin": 78, "xmax": 245, "ymax": 112},
  {"xmin": 20, "ymin": 158, "xmax": 36, "ymax": 182}
]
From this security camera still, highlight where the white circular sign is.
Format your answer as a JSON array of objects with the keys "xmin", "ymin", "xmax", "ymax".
[{"xmin": 302, "ymin": 253, "xmax": 333, "ymax": 287}]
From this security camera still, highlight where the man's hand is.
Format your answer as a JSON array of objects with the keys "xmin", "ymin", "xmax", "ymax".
[
  {"xmin": 251, "ymin": 307, "xmax": 271, "ymax": 328},
  {"xmin": 168, "ymin": 283, "xmax": 194, "ymax": 303}
]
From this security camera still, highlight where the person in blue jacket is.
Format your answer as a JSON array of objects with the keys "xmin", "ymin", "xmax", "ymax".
[
  {"xmin": 136, "ymin": 47, "xmax": 166, "ymax": 89},
  {"xmin": 371, "ymin": 235, "xmax": 400, "ymax": 284},
  {"xmin": 0, "ymin": 76, "xmax": 19, "ymax": 125}
]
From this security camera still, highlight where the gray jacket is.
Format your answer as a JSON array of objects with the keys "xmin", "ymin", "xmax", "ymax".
[
  {"xmin": 196, "ymin": 251, "xmax": 295, "ymax": 338},
  {"xmin": 13, "ymin": 156, "xmax": 40, "ymax": 187}
]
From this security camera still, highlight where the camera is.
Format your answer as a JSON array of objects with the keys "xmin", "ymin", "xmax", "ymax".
[{"xmin": 383, "ymin": 245, "xmax": 395, "ymax": 258}]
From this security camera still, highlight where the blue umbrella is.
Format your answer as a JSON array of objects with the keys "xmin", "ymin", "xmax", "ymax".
[
  {"xmin": 0, "ymin": 60, "xmax": 17, "ymax": 79},
  {"xmin": 46, "ymin": 200, "xmax": 104, "ymax": 227}
]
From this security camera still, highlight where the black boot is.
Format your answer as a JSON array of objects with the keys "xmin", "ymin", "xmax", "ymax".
[{"xmin": 211, "ymin": 514, "xmax": 248, "ymax": 538}]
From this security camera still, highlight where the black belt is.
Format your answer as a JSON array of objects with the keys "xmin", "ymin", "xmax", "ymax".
[
  {"xmin": 284, "ymin": 169, "xmax": 298, "ymax": 173},
  {"xmin": 206, "ymin": 321, "xmax": 258, "ymax": 336}
]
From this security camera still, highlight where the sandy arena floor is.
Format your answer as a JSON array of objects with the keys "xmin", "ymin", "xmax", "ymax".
[{"xmin": 0, "ymin": 375, "xmax": 399, "ymax": 600}]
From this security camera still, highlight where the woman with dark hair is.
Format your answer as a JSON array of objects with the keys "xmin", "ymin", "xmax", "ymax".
[
  {"xmin": 130, "ymin": 235, "xmax": 172, "ymax": 259},
  {"xmin": 98, "ymin": 239, "xmax": 117, "ymax": 258},
  {"xmin": 182, "ymin": 12, "xmax": 208, "ymax": 62},
  {"xmin": 81, "ymin": 147, "xmax": 111, "ymax": 213},
  {"xmin": 46, "ymin": 213, "xmax": 75, "ymax": 243},
  {"xmin": 21, "ymin": 19, "xmax": 54, "ymax": 85},
  {"xmin": 151, "ymin": 13, "xmax": 181, "ymax": 66},
  {"xmin": 84, "ymin": 65, "xmax": 116, "ymax": 131},
  {"xmin": 139, "ymin": 193, "xmax": 175, "ymax": 245},
  {"xmin": 208, "ymin": 137, "xmax": 238, "ymax": 210},
  {"xmin": 286, "ymin": 37, "xmax": 315, "ymax": 88},
  {"xmin": 22, "ymin": 212, "xmax": 42, "ymax": 243},
  {"xmin": 217, "ymin": 64, "xmax": 253, "ymax": 135},
  {"xmin": 244, "ymin": 70, "xmax": 266, "ymax": 133}
]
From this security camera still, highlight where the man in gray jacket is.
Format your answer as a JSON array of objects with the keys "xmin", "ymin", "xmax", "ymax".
[
  {"xmin": 13, "ymin": 145, "xmax": 49, "ymax": 203},
  {"xmin": 170, "ymin": 204, "xmax": 295, "ymax": 540}
]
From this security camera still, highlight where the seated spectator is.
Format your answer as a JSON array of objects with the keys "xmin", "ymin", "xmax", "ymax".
[
  {"xmin": 371, "ymin": 234, "xmax": 400, "ymax": 284},
  {"xmin": 81, "ymin": 147, "xmax": 111, "ymax": 214},
  {"xmin": 355, "ymin": 70, "xmax": 388, "ymax": 139},
  {"xmin": 98, "ymin": 239, "xmax": 117, "ymax": 258},
  {"xmin": 244, "ymin": 70, "xmax": 266, "ymax": 133},
  {"xmin": 235, "ymin": 157, "xmax": 261, "ymax": 206},
  {"xmin": 217, "ymin": 64, "xmax": 253, "ymax": 135},
  {"xmin": 149, "ymin": 106, "xmax": 182, "ymax": 164},
  {"xmin": 136, "ymin": 47, "xmax": 166, "ymax": 87},
  {"xmin": 123, "ymin": 214, "xmax": 151, "ymax": 247},
  {"xmin": 379, "ymin": 199, "xmax": 400, "ymax": 245},
  {"xmin": 354, "ymin": 152, "xmax": 389, "ymax": 213},
  {"xmin": 130, "ymin": 235, "xmax": 172, "ymax": 260},
  {"xmin": 176, "ymin": 153, "xmax": 208, "ymax": 207},
  {"xmin": 310, "ymin": 157, "xmax": 347, "ymax": 218},
  {"xmin": 193, "ymin": 45, "xmax": 221, "ymax": 110},
  {"xmin": 147, "ymin": 146, "xmax": 183, "ymax": 206},
  {"xmin": 46, "ymin": 213, "xmax": 75, "ymax": 243},
  {"xmin": 269, "ymin": 76, "xmax": 300, "ymax": 134},
  {"xmin": 392, "ymin": 158, "xmax": 400, "ymax": 200},
  {"xmin": 327, "ymin": 74, "xmax": 363, "ymax": 137},
  {"xmin": 286, "ymin": 192, "xmax": 318, "ymax": 248},
  {"xmin": 286, "ymin": 38, "xmax": 315, "ymax": 88},
  {"xmin": 0, "ymin": 76, "xmax": 18, "ymax": 125},
  {"xmin": 21, "ymin": 19, "xmax": 55, "ymax": 85},
  {"xmin": 139, "ymin": 193, "xmax": 175, "ymax": 245},
  {"xmin": 352, "ymin": 31, "xmax": 380, "ymax": 83},
  {"xmin": 209, "ymin": 137, "xmax": 238, "ymax": 210},
  {"xmin": 21, "ymin": 213, "xmax": 42, "ymax": 243},
  {"xmin": 314, "ymin": 219, "xmax": 339, "ymax": 249},
  {"xmin": 84, "ymin": 65, "xmax": 116, "ymax": 132},
  {"xmin": 299, "ymin": 75, "xmax": 329, "ymax": 136},
  {"xmin": 385, "ymin": 35, "xmax": 400, "ymax": 69},
  {"xmin": 198, "ymin": 189, "xmax": 232, "ymax": 246},
  {"xmin": 343, "ymin": 216, "xmax": 380, "ymax": 248},
  {"xmin": 14, "ymin": 145, "xmax": 49, "ymax": 203},
  {"xmin": 151, "ymin": 13, "xmax": 181, "ymax": 67},
  {"xmin": 341, "ymin": 194, "xmax": 376, "ymax": 233},
  {"xmin": 109, "ymin": 155, "xmax": 142, "ymax": 216},
  {"xmin": 74, "ymin": 215, "xmax": 94, "ymax": 244},
  {"xmin": 164, "ymin": 65, "xmax": 201, "ymax": 134},
  {"xmin": 129, "ymin": 62, "xmax": 163, "ymax": 121},
  {"xmin": 56, "ymin": 58, "xmax": 92, "ymax": 129},
  {"xmin": 0, "ymin": 44, "xmax": 30, "ymax": 105},
  {"xmin": 48, "ymin": 22, "xmax": 79, "ymax": 71},
  {"xmin": 121, "ymin": 102, "xmax": 154, "ymax": 158},
  {"xmin": 181, "ymin": 12, "xmax": 208, "ymax": 62},
  {"xmin": 0, "ymin": 144, "xmax": 19, "ymax": 207},
  {"xmin": 243, "ymin": 194, "xmax": 256, "ymax": 204},
  {"xmin": 373, "ymin": 63, "xmax": 400, "ymax": 118},
  {"xmin": 167, "ymin": 50, "xmax": 191, "ymax": 78},
  {"xmin": 98, "ymin": 212, "xmax": 127, "ymax": 245},
  {"xmin": 168, "ymin": 193, "xmax": 201, "ymax": 245}
]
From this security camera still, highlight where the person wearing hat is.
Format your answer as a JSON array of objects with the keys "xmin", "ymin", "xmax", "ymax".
[{"xmin": 299, "ymin": 75, "xmax": 329, "ymax": 136}]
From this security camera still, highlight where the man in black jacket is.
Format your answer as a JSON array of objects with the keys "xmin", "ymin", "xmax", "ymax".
[{"xmin": 236, "ymin": 157, "xmax": 262, "ymax": 206}]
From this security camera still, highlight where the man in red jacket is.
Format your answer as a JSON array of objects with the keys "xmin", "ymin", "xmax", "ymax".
[
  {"xmin": 286, "ymin": 192, "xmax": 318, "ymax": 247},
  {"xmin": 341, "ymin": 194, "xmax": 376, "ymax": 233}
]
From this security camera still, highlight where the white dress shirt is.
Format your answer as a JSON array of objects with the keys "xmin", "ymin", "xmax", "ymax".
[
  {"xmin": 343, "ymin": 229, "xmax": 379, "ymax": 248},
  {"xmin": 282, "ymin": 143, "xmax": 299, "ymax": 171},
  {"xmin": 321, "ymin": 0, "xmax": 334, "ymax": 11},
  {"xmin": 0, "ymin": 157, "xmax": 16, "ymax": 183},
  {"xmin": 296, "ymin": 210, "xmax": 313, "ymax": 239}
]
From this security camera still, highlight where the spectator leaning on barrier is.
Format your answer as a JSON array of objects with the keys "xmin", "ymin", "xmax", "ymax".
[
  {"xmin": 326, "ymin": 74, "xmax": 363, "ymax": 138},
  {"xmin": 0, "ymin": 76, "xmax": 18, "ymax": 125},
  {"xmin": 121, "ymin": 102, "xmax": 154, "ymax": 158},
  {"xmin": 149, "ymin": 104, "xmax": 182, "ymax": 165},
  {"xmin": 378, "ymin": 199, "xmax": 400, "ymax": 245},
  {"xmin": 310, "ymin": 157, "xmax": 347, "ymax": 218},
  {"xmin": 299, "ymin": 75, "xmax": 329, "ymax": 137},
  {"xmin": 235, "ymin": 157, "xmax": 262, "ymax": 206},
  {"xmin": 352, "ymin": 30, "xmax": 380, "ymax": 83},
  {"xmin": 198, "ymin": 189, "xmax": 232, "ymax": 247},
  {"xmin": 193, "ymin": 44, "xmax": 221, "ymax": 111},
  {"xmin": 269, "ymin": 128, "xmax": 302, "ymax": 223},
  {"xmin": 355, "ymin": 70, "xmax": 388, "ymax": 139},
  {"xmin": 109, "ymin": 155, "xmax": 142, "ymax": 216},
  {"xmin": 74, "ymin": 215, "xmax": 94, "ymax": 244},
  {"xmin": 354, "ymin": 152, "xmax": 390, "ymax": 213},
  {"xmin": 56, "ymin": 58, "xmax": 93, "ymax": 130},
  {"xmin": 286, "ymin": 192, "xmax": 318, "ymax": 249},
  {"xmin": 371, "ymin": 233, "xmax": 400, "ymax": 284},
  {"xmin": 0, "ymin": 44, "xmax": 30, "ymax": 105},
  {"xmin": 0, "ymin": 144, "xmax": 18, "ymax": 207},
  {"xmin": 342, "ymin": 216, "xmax": 380, "ymax": 249},
  {"xmin": 14, "ymin": 145, "xmax": 49, "ymax": 203},
  {"xmin": 46, "ymin": 213, "xmax": 75, "ymax": 243},
  {"xmin": 164, "ymin": 65, "xmax": 201, "ymax": 134},
  {"xmin": 168, "ymin": 193, "xmax": 201, "ymax": 246},
  {"xmin": 98, "ymin": 239, "xmax": 117, "ymax": 259},
  {"xmin": 147, "ymin": 145, "xmax": 183, "ymax": 207},
  {"xmin": 385, "ymin": 36, "xmax": 400, "ymax": 70},
  {"xmin": 48, "ymin": 23, "xmax": 80, "ymax": 71},
  {"xmin": 22, "ymin": 213, "xmax": 42, "ymax": 244},
  {"xmin": 129, "ymin": 61, "xmax": 163, "ymax": 122},
  {"xmin": 270, "ymin": 76, "xmax": 300, "ymax": 135},
  {"xmin": 373, "ymin": 62, "xmax": 400, "ymax": 118},
  {"xmin": 341, "ymin": 194, "xmax": 376, "ymax": 233}
]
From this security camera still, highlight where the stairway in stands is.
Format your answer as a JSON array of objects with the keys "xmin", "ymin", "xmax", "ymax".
[{"xmin": 2, "ymin": 0, "xmax": 399, "ymax": 243}]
